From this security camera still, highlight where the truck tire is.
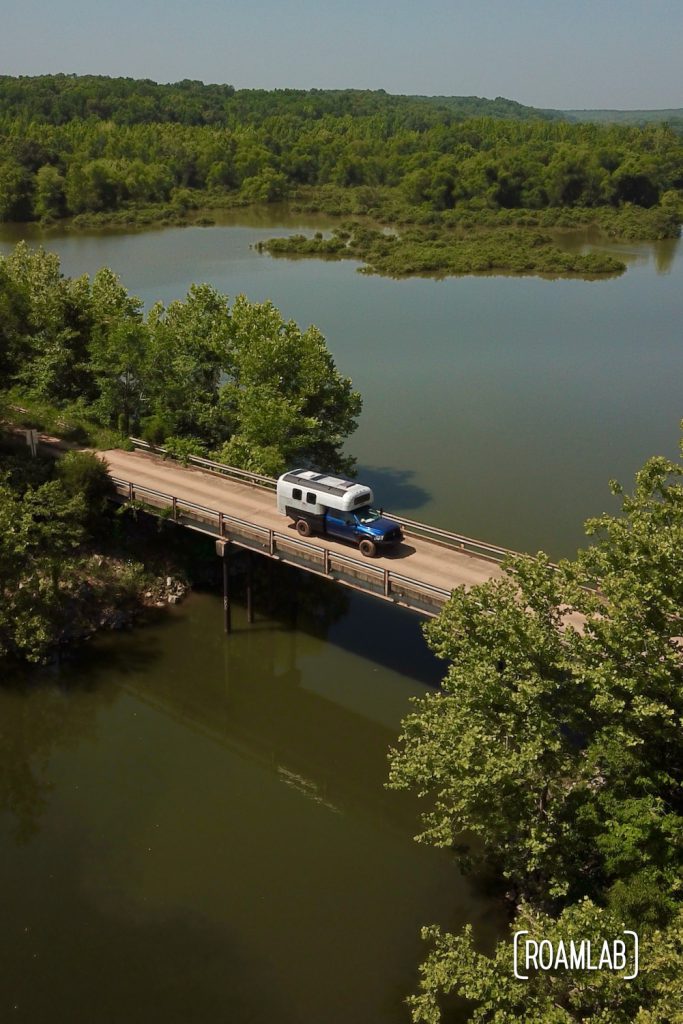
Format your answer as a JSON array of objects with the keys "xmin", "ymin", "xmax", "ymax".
[
  {"xmin": 359, "ymin": 538, "xmax": 376, "ymax": 558},
  {"xmin": 296, "ymin": 518, "xmax": 312, "ymax": 538}
]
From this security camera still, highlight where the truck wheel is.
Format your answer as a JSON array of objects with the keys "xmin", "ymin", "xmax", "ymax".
[
  {"xmin": 359, "ymin": 538, "xmax": 376, "ymax": 558},
  {"xmin": 296, "ymin": 519, "xmax": 312, "ymax": 538}
]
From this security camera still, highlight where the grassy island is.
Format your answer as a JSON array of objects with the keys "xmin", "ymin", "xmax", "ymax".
[{"xmin": 260, "ymin": 222, "xmax": 628, "ymax": 277}]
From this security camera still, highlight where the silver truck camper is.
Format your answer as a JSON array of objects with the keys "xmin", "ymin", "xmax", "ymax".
[
  {"xmin": 277, "ymin": 470, "xmax": 373, "ymax": 519},
  {"xmin": 276, "ymin": 469, "xmax": 402, "ymax": 556}
]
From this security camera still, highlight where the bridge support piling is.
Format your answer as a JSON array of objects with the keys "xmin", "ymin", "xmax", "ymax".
[
  {"xmin": 223, "ymin": 551, "xmax": 231, "ymax": 634},
  {"xmin": 246, "ymin": 551, "xmax": 254, "ymax": 624},
  {"xmin": 216, "ymin": 539, "xmax": 232, "ymax": 634},
  {"xmin": 267, "ymin": 557, "xmax": 275, "ymax": 616},
  {"xmin": 291, "ymin": 569, "xmax": 299, "ymax": 630}
]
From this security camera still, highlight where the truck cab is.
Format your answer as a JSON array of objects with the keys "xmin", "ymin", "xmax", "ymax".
[
  {"xmin": 276, "ymin": 470, "xmax": 403, "ymax": 557},
  {"xmin": 325, "ymin": 507, "xmax": 402, "ymax": 547}
]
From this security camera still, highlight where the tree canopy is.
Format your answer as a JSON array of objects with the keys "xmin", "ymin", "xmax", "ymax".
[
  {"xmin": 0, "ymin": 449, "xmax": 94, "ymax": 661},
  {"xmin": 0, "ymin": 243, "xmax": 361, "ymax": 474},
  {"xmin": 389, "ymin": 441, "xmax": 683, "ymax": 1022}
]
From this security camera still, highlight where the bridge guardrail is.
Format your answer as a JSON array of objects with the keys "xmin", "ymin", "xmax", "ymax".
[
  {"xmin": 387, "ymin": 514, "xmax": 522, "ymax": 564},
  {"xmin": 128, "ymin": 437, "xmax": 520, "ymax": 566},
  {"xmin": 129, "ymin": 438, "xmax": 277, "ymax": 490},
  {"xmin": 111, "ymin": 475, "xmax": 452, "ymax": 612}
]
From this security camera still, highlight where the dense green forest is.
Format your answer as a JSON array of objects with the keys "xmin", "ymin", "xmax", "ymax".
[
  {"xmin": 0, "ymin": 75, "xmax": 681, "ymax": 275},
  {"xmin": 391, "ymin": 446, "xmax": 683, "ymax": 1022}
]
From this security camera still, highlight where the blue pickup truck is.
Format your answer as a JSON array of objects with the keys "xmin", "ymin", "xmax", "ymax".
[{"xmin": 276, "ymin": 469, "xmax": 403, "ymax": 557}]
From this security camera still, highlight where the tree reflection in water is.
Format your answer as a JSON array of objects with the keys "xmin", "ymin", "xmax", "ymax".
[{"xmin": 0, "ymin": 645, "xmax": 154, "ymax": 842}]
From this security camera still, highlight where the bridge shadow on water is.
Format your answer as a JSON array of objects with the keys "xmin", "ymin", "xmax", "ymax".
[
  {"xmin": 201, "ymin": 553, "xmax": 445, "ymax": 689},
  {"xmin": 355, "ymin": 464, "xmax": 431, "ymax": 513},
  {"xmin": 323, "ymin": 591, "xmax": 444, "ymax": 687},
  {"xmin": 243, "ymin": 559, "xmax": 444, "ymax": 687}
]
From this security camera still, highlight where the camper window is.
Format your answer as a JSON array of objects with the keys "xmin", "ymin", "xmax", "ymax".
[
  {"xmin": 292, "ymin": 488, "xmax": 302, "ymax": 500},
  {"xmin": 306, "ymin": 492, "xmax": 317, "ymax": 504}
]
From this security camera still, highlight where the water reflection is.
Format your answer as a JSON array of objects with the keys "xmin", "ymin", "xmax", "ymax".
[
  {"xmin": 0, "ymin": 591, "xmax": 500, "ymax": 1024},
  {"xmin": 3, "ymin": 856, "xmax": 292, "ymax": 1024},
  {"xmin": 0, "ymin": 685, "xmax": 71, "ymax": 843},
  {"xmin": 0, "ymin": 647, "xmax": 157, "ymax": 842},
  {"xmin": 556, "ymin": 225, "xmax": 681, "ymax": 276},
  {"xmin": 653, "ymin": 236, "xmax": 680, "ymax": 275},
  {"xmin": 104, "ymin": 585, "xmax": 441, "ymax": 832},
  {"xmin": 0, "ymin": 547, "xmax": 436, "ymax": 854}
]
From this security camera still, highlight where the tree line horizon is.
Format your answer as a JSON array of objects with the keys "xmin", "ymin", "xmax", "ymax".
[{"xmin": 0, "ymin": 74, "xmax": 680, "ymax": 228}]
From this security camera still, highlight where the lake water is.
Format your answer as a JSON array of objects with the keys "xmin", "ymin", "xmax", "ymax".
[
  {"xmin": 2, "ymin": 585, "xmax": 507, "ymax": 1024},
  {"xmin": 2, "ymin": 208, "xmax": 681, "ymax": 557},
  {"xmin": 0, "ymin": 210, "xmax": 680, "ymax": 1023}
]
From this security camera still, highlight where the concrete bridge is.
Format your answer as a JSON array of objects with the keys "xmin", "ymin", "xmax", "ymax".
[{"xmin": 98, "ymin": 439, "xmax": 515, "ymax": 625}]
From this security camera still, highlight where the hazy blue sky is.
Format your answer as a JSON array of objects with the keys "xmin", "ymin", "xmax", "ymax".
[{"xmin": 2, "ymin": 0, "xmax": 681, "ymax": 109}]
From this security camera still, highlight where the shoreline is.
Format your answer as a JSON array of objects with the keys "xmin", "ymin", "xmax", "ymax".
[{"xmin": 1, "ymin": 192, "xmax": 679, "ymax": 280}]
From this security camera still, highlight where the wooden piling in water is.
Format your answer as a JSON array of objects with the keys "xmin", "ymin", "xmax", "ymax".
[
  {"xmin": 223, "ymin": 552, "xmax": 231, "ymax": 633},
  {"xmin": 246, "ymin": 550, "xmax": 254, "ymax": 624},
  {"xmin": 216, "ymin": 539, "xmax": 231, "ymax": 634},
  {"xmin": 267, "ymin": 556, "xmax": 274, "ymax": 616}
]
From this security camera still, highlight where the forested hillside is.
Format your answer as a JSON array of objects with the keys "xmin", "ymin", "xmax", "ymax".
[
  {"xmin": 562, "ymin": 107, "xmax": 683, "ymax": 130},
  {"xmin": 0, "ymin": 75, "xmax": 562, "ymax": 126},
  {"xmin": 0, "ymin": 75, "xmax": 681, "ymax": 276}
]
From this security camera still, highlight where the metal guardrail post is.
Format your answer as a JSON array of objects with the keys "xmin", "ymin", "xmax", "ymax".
[
  {"xmin": 323, "ymin": 549, "xmax": 330, "ymax": 575},
  {"xmin": 384, "ymin": 569, "xmax": 389, "ymax": 597},
  {"xmin": 172, "ymin": 496, "xmax": 178, "ymax": 521}
]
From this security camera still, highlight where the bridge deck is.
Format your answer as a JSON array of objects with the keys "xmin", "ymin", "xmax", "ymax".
[{"xmin": 99, "ymin": 448, "xmax": 505, "ymax": 614}]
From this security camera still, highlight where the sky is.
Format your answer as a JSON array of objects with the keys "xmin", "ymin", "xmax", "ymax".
[{"xmin": 2, "ymin": 0, "xmax": 681, "ymax": 110}]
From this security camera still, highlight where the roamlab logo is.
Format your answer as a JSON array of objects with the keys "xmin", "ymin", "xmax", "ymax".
[{"xmin": 513, "ymin": 930, "xmax": 639, "ymax": 981}]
